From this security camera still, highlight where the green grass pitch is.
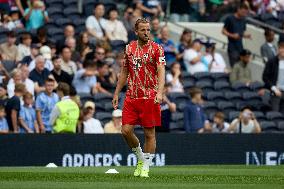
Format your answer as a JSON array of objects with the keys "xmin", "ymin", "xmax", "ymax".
[{"xmin": 0, "ymin": 166, "xmax": 283, "ymax": 189}]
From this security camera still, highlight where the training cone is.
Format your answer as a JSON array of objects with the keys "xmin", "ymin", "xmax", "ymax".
[
  {"xmin": 46, "ymin": 163, "xmax": 58, "ymax": 168},
  {"xmin": 105, "ymin": 169, "xmax": 119, "ymax": 174}
]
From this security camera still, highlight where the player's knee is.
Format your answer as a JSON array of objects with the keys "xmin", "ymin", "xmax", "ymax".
[
  {"xmin": 144, "ymin": 132, "xmax": 155, "ymax": 141},
  {"xmin": 121, "ymin": 127, "xmax": 133, "ymax": 137}
]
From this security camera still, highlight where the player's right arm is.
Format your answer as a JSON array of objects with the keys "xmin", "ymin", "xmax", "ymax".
[{"xmin": 112, "ymin": 65, "xmax": 129, "ymax": 109}]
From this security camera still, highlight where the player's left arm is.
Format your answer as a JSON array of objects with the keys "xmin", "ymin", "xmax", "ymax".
[{"xmin": 155, "ymin": 45, "xmax": 166, "ymax": 104}]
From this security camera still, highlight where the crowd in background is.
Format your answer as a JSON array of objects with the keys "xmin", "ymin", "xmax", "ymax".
[{"xmin": 0, "ymin": 0, "xmax": 283, "ymax": 134}]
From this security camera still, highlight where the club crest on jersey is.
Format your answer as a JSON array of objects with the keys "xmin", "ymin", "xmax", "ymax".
[
  {"xmin": 132, "ymin": 57, "xmax": 142, "ymax": 71},
  {"xmin": 143, "ymin": 53, "xmax": 149, "ymax": 59}
]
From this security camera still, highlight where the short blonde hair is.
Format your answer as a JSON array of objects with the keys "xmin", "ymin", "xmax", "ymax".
[{"xmin": 135, "ymin": 18, "xmax": 150, "ymax": 31}]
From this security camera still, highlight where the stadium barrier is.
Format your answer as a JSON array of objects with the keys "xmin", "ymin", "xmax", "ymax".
[{"xmin": 0, "ymin": 134, "xmax": 284, "ymax": 166}]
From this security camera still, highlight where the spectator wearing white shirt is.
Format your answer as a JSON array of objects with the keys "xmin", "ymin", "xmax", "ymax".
[
  {"xmin": 203, "ymin": 41, "xmax": 228, "ymax": 73},
  {"xmin": 166, "ymin": 62, "xmax": 184, "ymax": 93},
  {"xmin": 228, "ymin": 107, "xmax": 261, "ymax": 133},
  {"xmin": 7, "ymin": 66, "xmax": 34, "ymax": 98},
  {"xmin": 183, "ymin": 39, "xmax": 207, "ymax": 74},
  {"xmin": 211, "ymin": 112, "xmax": 230, "ymax": 133},
  {"xmin": 86, "ymin": 3, "xmax": 108, "ymax": 44},
  {"xmin": 60, "ymin": 46, "xmax": 77, "ymax": 77},
  {"xmin": 81, "ymin": 101, "xmax": 104, "ymax": 134},
  {"xmin": 105, "ymin": 8, "xmax": 128, "ymax": 43},
  {"xmin": 16, "ymin": 32, "xmax": 32, "ymax": 62}
]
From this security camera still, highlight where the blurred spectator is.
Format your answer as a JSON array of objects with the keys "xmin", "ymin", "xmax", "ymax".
[
  {"xmin": 166, "ymin": 62, "xmax": 184, "ymax": 93},
  {"xmin": 222, "ymin": 3, "xmax": 251, "ymax": 66},
  {"xmin": 16, "ymin": 32, "xmax": 32, "ymax": 62},
  {"xmin": 19, "ymin": 92, "xmax": 39, "ymax": 133},
  {"xmin": 211, "ymin": 112, "xmax": 230, "ymax": 133},
  {"xmin": 5, "ymin": 83, "xmax": 26, "ymax": 133},
  {"xmin": 230, "ymin": 49, "xmax": 252, "ymax": 84},
  {"xmin": 111, "ymin": 52, "xmax": 124, "ymax": 82},
  {"xmin": 0, "ymin": 84, "xmax": 8, "ymax": 106},
  {"xmin": 24, "ymin": 0, "xmax": 49, "ymax": 31},
  {"xmin": 51, "ymin": 56, "xmax": 73, "ymax": 86},
  {"xmin": 33, "ymin": 26, "xmax": 50, "ymax": 46},
  {"xmin": 65, "ymin": 37, "xmax": 81, "ymax": 65},
  {"xmin": 28, "ymin": 45, "xmax": 53, "ymax": 71},
  {"xmin": 261, "ymin": 29, "xmax": 277, "ymax": 64},
  {"xmin": 29, "ymin": 55, "xmax": 51, "ymax": 93},
  {"xmin": 183, "ymin": 39, "xmax": 207, "ymax": 74},
  {"xmin": 57, "ymin": 24, "xmax": 75, "ymax": 52},
  {"xmin": 0, "ymin": 57, "xmax": 11, "ymax": 83},
  {"xmin": 190, "ymin": 0, "xmax": 206, "ymax": 22},
  {"xmin": 169, "ymin": 0, "xmax": 190, "ymax": 22},
  {"xmin": 228, "ymin": 107, "xmax": 261, "ymax": 133},
  {"xmin": 76, "ymin": 32, "xmax": 93, "ymax": 62},
  {"xmin": 176, "ymin": 29, "xmax": 192, "ymax": 67},
  {"xmin": 156, "ymin": 26, "xmax": 177, "ymax": 66},
  {"xmin": 0, "ymin": 0, "xmax": 10, "ymax": 13},
  {"xmin": 184, "ymin": 87, "xmax": 211, "ymax": 133},
  {"xmin": 263, "ymin": 41, "xmax": 284, "ymax": 113},
  {"xmin": 104, "ymin": 109, "xmax": 122, "ymax": 134},
  {"xmin": 0, "ymin": 31, "xmax": 17, "ymax": 62},
  {"xmin": 21, "ymin": 43, "xmax": 40, "ymax": 66},
  {"xmin": 15, "ymin": 0, "xmax": 30, "ymax": 17},
  {"xmin": 72, "ymin": 59, "xmax": 98, "ymax": 94},
  {"xmin": 60, "ymin": 46, "xmax": 77, "ymax": 76},
  {"xmin": 0, "ymin": 106, "xmax": 8, "ymax": 133},
  {"xmin": 158, "ymin": 83, "xmax": 176, "ymax": 132},
  {"xmin": 122, "ymin": 6, "xmax": 136, "ymax": 42},
  {"xmin": 150, "ymin": 17, "xmax": 161, "ymax": 41},
  {"xmin": 85, "ymin": 45, "xmax": 106, "ymax": 63},
  {"xmin": 105, "ymin": 8, "xmax": 128, "ymax": 44},
  {"xmin": 4, "ymin": 8, "xmax": 24, "ymax": 30},
  {"xmin": 136, "ymin": 0, "xmax": 164, "ymax": 18},
  {"xmin": 86, "ymin": 3, "xmax": 108, "ymax": 44},
  {"xmin": 204, "ymin": 41, "xmax": 228, "ymax": 73},
  {"xmin": 35, "ymin": 78, "xmax": 59, "ymax": 133},
  {"xmin": 7, "ymin": 66, "xmax": 34, "ymax": 98},
  {"xmin": 96, "ymin": 61, "xmax": 116, "ymax": 96},
  {"xmin": 50, "ymin": 82, "xmax": 79, "ymax": 133},
  {"xmin": 81, "ymin": 101, "xmax": 104, "ymax": 134}
]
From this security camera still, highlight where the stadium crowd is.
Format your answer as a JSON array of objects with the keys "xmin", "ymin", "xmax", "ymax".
[{"xmin": 0, "ymin": 0, "xmax": 283, "ymax": 134}]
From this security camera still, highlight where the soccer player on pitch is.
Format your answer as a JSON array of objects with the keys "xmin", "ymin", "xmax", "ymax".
[{"xmin": 112, "ymin": 18, "xmax": 166, "ymax": 178}]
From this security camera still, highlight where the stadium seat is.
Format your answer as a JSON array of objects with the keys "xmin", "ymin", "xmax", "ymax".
[
  {"xmin": 259, "ymin": 121, "xmax": 278, "ymax": 132},
  {"xmin": 266, "ymin": 111, "xmax": 284, "ymax": 123},
  {"xmin": 195, "ymin": 80, "xmax": 214, "ymax": 92},
  {"xmin": 232, "ymin": 82, "xmax": 250, "ymax": 93},
  {"xmin": 253, "ymin": 111, "xmax": 267, "ymax": 122},
  {"xmin": 46, "ymin": 0, "xmax": 63, "ymax": 9},
  {"xmin": 13, "ymin": 28, "xmax": 27, "ymax": 35},
  {"xmin": 167, "ymin": 92, "xmax": 190, "ymax": 104},
  {"xmin": 63, "ymin": 7, "xmax": 81, "ymax": 20},
  {"xmin": 55, "ymin": 18, "xmax": 72, "ymax": 27},
  {"xmin": 63, "ymin": 0, "xmax": 78, "ymax": 6},
  {"xmin": 72, "ymin": 18, "xmax": 86, "ymax": 27},
  {"xmin": 182, "ymin": 72, "xmax": 195, "ymax": 83},
  {"xmin": 171, "ymin": 112, "xmax": 184, "ymax": 122},
  {"xmin": 0, "ymin": 27, "xmax": 8, "ymax": 43},
  {"xmin": 75, "ymin": 25, "xmax": 86, "ymax": 35},
  {"xmin": 224, "ymin": 91, "xmax": 243, "ymax": 104},
  {"xmin": 169, "ymin": 120, "xmax": 185, "ymax": 132},
  {"xmin": 203, "ymin": 101, "xmax": 219, "ymax": 115},
  {"xmin": 214, "ymin": 81, "xmax": 231, "ymax": 92},
  {"xmin": 177, "ymin": 103, "xmax": 186, "ymax": 112},
  {"xmin": 79, "ymin": 94, "xmax": 95, "ymax": 104},
  {"xmin": 249, "ymin": 81, "xmax": 264, "ymax": 91},
  {"xmin": 211, "ymin": 72, "xmax": 229, "ymax": 82},
  {"xmin": 1, "ymin": 60, "xmax": 16, "ymax": 73},
  {"xmin": 277, "ymin": 121, "xmax": 284, "ymax": 131},
  {"xmin": 94, "ymin": 112, "xmax": 112, "ymax": 125},
  {"xmin": 183, "ymin": 80, "xmax": 195, "ymax": 91},
  {"xmin": 83, "ymin": 0, "xmax": 96, "ymax": 16},
  {"xmin": 205, "ymin": 91, "xmax": 226, "ymax": 102},
  {"xmin": 194, "ymin": 72, "xmax": 213, "ymax": 83},
  {"xmin": 93, "ymin": 93, "xmax": 113, "ymax": 103},
  {"xmin": 217, "ymin": 101, "xmax": 236, "ymax": 113},
  {"xmin": 47, "ymin": 27, "xmax": 64, "ymax": 37},
  {"xmin": 104, "ymin": 101, "xmax": 113, "ymax": 112},
  {"xmin": 103, "ymin": 2, "xmax": 117, "ymax": 14},
  {"xmin": 242, "ymin": 92, "xmax": 262, "ymax": 102},
  {"xmin": 228, "ymin": 111, "xmax": 240, "ymax": 122},
  {"xmin": 93, "ymin": 102, "xmax": 106, "ymax": 113}
]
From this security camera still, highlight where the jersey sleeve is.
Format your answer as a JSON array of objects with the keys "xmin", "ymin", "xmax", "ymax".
[{"xmin": 155, "ymin": 44, "xmax": 166, "ymax": 66}]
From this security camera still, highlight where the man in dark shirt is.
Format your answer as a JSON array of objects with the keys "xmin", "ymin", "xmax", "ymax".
[
  {"xmin": 184, "ymin": 87, "xmax": 211, "ymax": 133},
  {"xmin": 97, "ymin": 61, "xmax": 116, "ymax": 95},
  {"xmin": 5, "ymin": 83, "xmax": 26, "ymax": 132},
  {"xmin": 222, "ymin": 3, "xmax": 251, "ymax": 66},
  {"xmin": 51, "ymin": 55, "xmax": 73, "ymax": 86},
  {"xmin": 29, "ymin": 55, "xmax": 51, "ymax": 93}
]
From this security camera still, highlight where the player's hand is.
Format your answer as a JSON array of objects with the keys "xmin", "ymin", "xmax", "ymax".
[
  {"xmin": 274, "ymin": 88, "xmax": 282, "ymax": 97},
  {"xmin": 112, "ymin": 94, "xmax": 119, "ymax": 110},
  {"xmin": 154, "ymin": 92, "xmax": 163, "ymax": 104},
  {"xmin": 231, "ymin": 33, "xmax": 240, "ymax": 40}
]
